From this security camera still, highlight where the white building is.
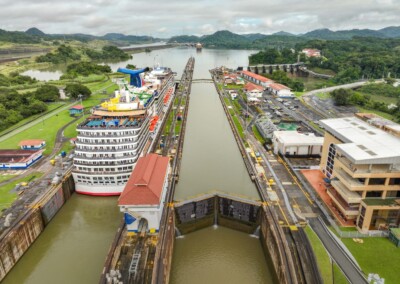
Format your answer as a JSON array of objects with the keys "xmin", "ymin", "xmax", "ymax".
[
  {"xmin": 268, "ymin": 83, "xmax": 294, "ymax": 98},
  {"xmin": 118, "ymin": 153, "xmax": 170, "ymax": 233},
  {"xmin": 273, "ymin": 131, "xmax": 323, "ymax": 156},
  {"xmin": 0, "ymin": 149, "xmax": 43, "ymax": 170},
  {"xmin": 244, "ymin": 82, "xmax": 263, "ymax": 102},
  {"xmin": 241, "ymin": 70, "xmax": 273, "ymax": 88},
  {"xmin": 302, "ymin": 48, "xmax": 321, "ymax": 57}
]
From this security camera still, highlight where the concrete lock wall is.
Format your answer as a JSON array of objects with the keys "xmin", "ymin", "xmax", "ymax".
[
  {"xmin": 0, "ymin": 174, "xmax": 75, "ymax": 281},
  {"xmin": 259, "ymin": 206, "xmax": 293, "ymax": 284},
  {"xmin": 0, "ymin": 208, "xmax": 44, "ymax": 281},
  {"xmin": 151, "ymin": 207, "xmax": 176, "ymax": 284},
  {"xmin": 174, "ymin": 195, "xmax": 260, "ymax": 235}
]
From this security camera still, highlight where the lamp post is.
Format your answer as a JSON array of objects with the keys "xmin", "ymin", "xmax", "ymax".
[{"xmin": 78, "ymin": 94, "xmax": 83, "ymax": 118}]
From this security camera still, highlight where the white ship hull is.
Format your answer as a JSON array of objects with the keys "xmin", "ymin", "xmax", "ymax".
[{"xmin": 72, "ymin": 67, "xmax": 175, "ymax": 196}]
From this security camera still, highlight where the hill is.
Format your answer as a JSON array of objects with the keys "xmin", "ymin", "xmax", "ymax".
[
  {"xmin": 168, "ymin": 35, "xmax": 201, "ymax": 43},
  {"xmin": 0, "ymin": 29, "xmax": 41, "ymax": 44},
  {"xmin": 200, "ymin": 30, "xmax": 251, "ymax": 48},
  {"xmin": 302, "ymin": 28, "xmax": 387, "ymax": 40},
  {"xmin": 378, "ymin": 26, "xmax": 400, "ymax": 38},
  {"xmin": 242, "ymin": 33, "xmax": 267, "ymax": 41},
  {"xmin": 25, "ymin": 27, "xmax": 46, "ymax": 36}
]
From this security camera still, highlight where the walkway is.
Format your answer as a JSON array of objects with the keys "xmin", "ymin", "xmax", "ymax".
[
  {"xmin": 301, "ymin": 169, "xmax": 354, "ymax": 227},
  {"xmin": 0, "ymin": 102, "xmax": 75, "ymax": 143},
  {"xmin": 308, "ymin": 218, "xmax": 367, "ymax": 284}
]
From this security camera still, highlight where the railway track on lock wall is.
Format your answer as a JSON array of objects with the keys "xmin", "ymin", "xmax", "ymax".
[
  {"xmin": 151, "ymin": 57, "xmax": 195, "ymax": 284},
  {"xmin": 211, "ymin": 68, "xmax": 322, "ymax": 284}
]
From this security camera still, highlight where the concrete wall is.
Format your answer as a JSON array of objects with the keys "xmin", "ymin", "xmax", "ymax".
[
  {"xmin": 259, "ymin": 206, "xmax": 296, "ymax": 284},
  {"xmin": 151, "ymin": 207, "xmax": 175, "ymax": 284},
  {"xmin": 0, "ymin": 173, "xmax": 75, "ymax": 281},
  {"xmin": 0, "ymin": 208, "xmax": 44, "ymax": 281}
]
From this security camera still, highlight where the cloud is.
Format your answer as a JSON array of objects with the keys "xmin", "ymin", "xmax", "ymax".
[{"xmin": 0, "ymin": 0, "xmax": 399, "ymax": 37}]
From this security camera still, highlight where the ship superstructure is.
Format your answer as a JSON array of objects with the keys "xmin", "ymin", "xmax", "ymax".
[{"xmin": 72, "ymin": 66, "xmax": 175, "ymax": 195}]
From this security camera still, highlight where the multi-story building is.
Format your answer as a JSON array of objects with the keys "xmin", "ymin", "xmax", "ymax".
[
  {"xmin": 320, "ymin": 116, "xmax": 400, "ymax": 233},
  {"xmin": 72, "ymin": 67, "xmax": 175, "ymax": 196}
]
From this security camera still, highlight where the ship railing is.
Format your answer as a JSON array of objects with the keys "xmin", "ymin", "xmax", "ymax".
[
  {"xmin": 75, "ymin": 147, "xmax": 138, "ymax": 153},
  {"xmin": 72, "ymin": 169, "xmax": 133, "ymax": 175},
  {"xmin": 73, "ymin": 160, "xmax": 135, "ymax": 166},
  {"xmin": 77, "ymin": 123, "xmax": 143, "ymax": 130},
  {"xmin": 73, "ymin": 154, "xmax": 138, "ymax": 160},
  {"xmin": 75, "ymin": 139, "xmax": 138, "ymax": 145}
]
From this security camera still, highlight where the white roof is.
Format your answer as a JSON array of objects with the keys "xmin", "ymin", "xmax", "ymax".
[
  {"xmin": 320, "ymin": 117, "xmax": 400, "ymax": 164},
  {"xmin": 273, "ymin": 131, "xmax": 323, "ymax": 146}
]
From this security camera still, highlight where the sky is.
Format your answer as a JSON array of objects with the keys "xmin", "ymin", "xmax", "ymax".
[{"xmin": 0, "ymin": 0, "xmax": 399, "ymax": 37}]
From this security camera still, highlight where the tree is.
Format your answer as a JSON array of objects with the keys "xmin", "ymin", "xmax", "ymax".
[
  {"xmin": 35, "ymin": 85, "xmax": 60, "ymax": 102},
  {"xmin": 126, "ymin": 64, "xmax": 136, "ymax": 69},
  {"xmin": 64, "ymin": 83, "xmax": 91, "ymax": 99},
  {"xmin": 331, "ymin": 88, "xmax": 352, "ymax": 106},
  {"xmin": 384, "ymin": 77, "xmax": 396, "ymax": 85}
]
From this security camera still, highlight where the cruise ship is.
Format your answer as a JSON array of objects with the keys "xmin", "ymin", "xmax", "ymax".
[{"xmin": 72, "ymin": 66, "xmax": 175, "ymax": 196}]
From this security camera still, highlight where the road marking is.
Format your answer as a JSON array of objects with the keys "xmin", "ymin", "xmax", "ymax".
[
  {"xmin": 277, "ymin": 156, "xmax": 314, "ymax": 205},
  {"xmin": 275, "ymin": 201, "xmax": 291, "ymax": 226},
  {"xmin": 282, "ymin": 182, "xmax": 293, "ymax": 185}
]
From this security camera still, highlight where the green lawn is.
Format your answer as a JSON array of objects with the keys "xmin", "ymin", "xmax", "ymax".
[
  {"xmin": 367, "ymin": 94, "xmax": 398, "ymax": 105},
  {"xmin": 0, "ymin": 108, "xmax": 75, "ymax": 155},
  {"xmin": 0, "ymin": 174, "xmax": 16, "ymax": 183},
  {"xmin": 252, "ymin": 125, "xmax": 265, "ymax": 144},
  {"xmin": 304, "ymin": 226, "xmax": 349, "ymax": 284},
  {"xmin": 63, "ymin": 115, "xmax": 87, "ymax": 139},
  {"xmin": 0, "ymin": 102, "xmax": 66, "ymax": 137},
  {"xmin": 226, "ymin": 84, "xmax": 244, "ymax": 90},
  {"xmin": 316, "ymin": 92, "xmax": 331, "ymax": 100},
  {"xmin": 341, "ymin": 237, "xmax": 400, "ymax": 284},
  {"xmin": 0, "ymin": 172, "xmax": 43, "ymax": 211},
  {"xmin": 232, "ymin": 115, "xmax": 245, "ymax": 140},
  {"xmin": 357, "ymin": 107, "xmax": 395, "ymax": 121}
]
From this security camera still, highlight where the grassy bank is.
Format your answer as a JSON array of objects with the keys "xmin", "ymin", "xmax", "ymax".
[
  {"xmin": 304, "ymin": 226, "xmax": 348, "ymax": 284},
  {"xmin": 341, "ymin": 237, "xmax": 400, "ymax": 284},
  {"xmin": 0, "ymin": 172, "xmax": 43, "ymax": 211},
  {"xmin": 0, "ymin": 77, "xmax": 115, "ymax": 155}
]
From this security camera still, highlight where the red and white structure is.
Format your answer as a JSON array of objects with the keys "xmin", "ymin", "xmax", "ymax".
[
  {"xmin": 244, "ymin": 82, "xmax": 264, "ymax": 102},
  {"xmin": 268, "ymin": 83, "xmax": 294, "ymax": 98},
  {"xmin": 302, "ymin": 48, "xmax": 321, "ymax": 58},
  {"xmin": 0, "ymin": 149, "xmax": 43, "ymax": 170},
  {"xmin": 240, "ymin": 70, "xmax": 273, "ymax": 88},
  {"xmin": 18, "ymin": 139, "xmax": 46, "ymax": 150},
  {"xmin": 118, "ymin": 154, "xmax": 170, "ymax": 233}
]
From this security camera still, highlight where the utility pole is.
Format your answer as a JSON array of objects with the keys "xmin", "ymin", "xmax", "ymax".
[{"xmin": 78, "ymin": 94, "xmax": 83, "ymax": 118}]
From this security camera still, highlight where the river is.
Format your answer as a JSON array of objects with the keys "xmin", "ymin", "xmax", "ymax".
[{"xmin": 3, "ymin": 47, "xmax": 275, "ymax": 284}]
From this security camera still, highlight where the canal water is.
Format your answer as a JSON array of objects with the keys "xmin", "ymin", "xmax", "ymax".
[
  {"xmin": 4, "ymin": 48, "xmax": 274, "ymax": 283},
  {"xmin": 2, "ymin": 195, "xmax": 120, "ymax": 284}
]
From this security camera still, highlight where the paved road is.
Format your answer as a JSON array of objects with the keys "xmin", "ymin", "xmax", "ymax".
[
  {"xmin": 302, "ymin": 80, "xmax": 384, "ymax": 98},
  {"xmin": 0, "ymin": 102, "xmax": 75, "ymax": 143},
  {"xmin": 309, "ymin": 218, "xmax": 367, "ymax": 284}
]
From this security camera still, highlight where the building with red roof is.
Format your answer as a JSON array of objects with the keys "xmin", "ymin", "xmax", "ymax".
[
  {"xmin": 0, "ymin": 149, "xmax": 44, "ymax": 170},
  {"xmin": 241, "ymin": 70, "xmax": 273, "ymax": 87},
  {"xmin": 69, "ymin": 105, "xmax": 84, "ymax": 116},
  {"xmin": 18, "ymin": 139, "xmax": 46, "ymax": 150},
  {"xmin": 118, "ymin": 153, "xmax": 170, "ymax": 232},
  {"xmin": 302, "ymin": 48, "xmax": 321, "ymax": 58},
  {"xmin": 244, "ymin": 82, "xmax": 264, "ymax": 102}
]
